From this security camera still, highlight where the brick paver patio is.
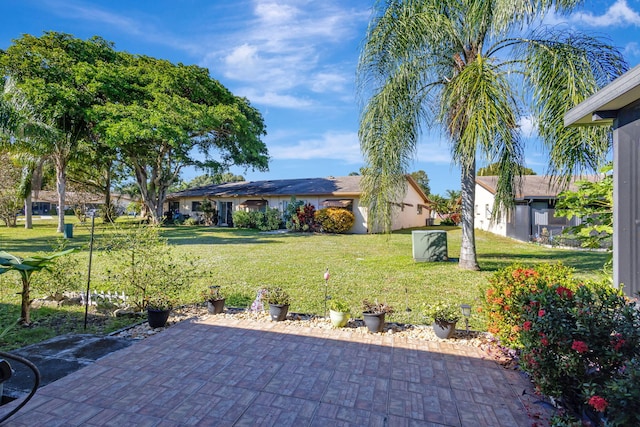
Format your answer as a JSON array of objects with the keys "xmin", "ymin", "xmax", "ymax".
[{"xmin": 0, "ymin": 316, "xmax": 547, "ymax": 426}]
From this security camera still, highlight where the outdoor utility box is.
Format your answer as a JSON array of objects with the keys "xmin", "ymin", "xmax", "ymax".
[
  {"xmin": 412, "ymin": 230, "xmax": 448, "ymax": 262},
  {"xmin": 64, "ymin": 223, "xmax": 73, "ymax": 238}
]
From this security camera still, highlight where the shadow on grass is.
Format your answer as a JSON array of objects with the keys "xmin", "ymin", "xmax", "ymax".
[{"xmin": 479, "ymin": 250, "xmax": 608, "ymax": 273}]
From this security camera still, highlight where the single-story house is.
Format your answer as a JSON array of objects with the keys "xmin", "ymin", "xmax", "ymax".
[
  {"xmin": 26, "ymin": 191, "xmax": 135, "ymax": 215},
  {"xmin": 475, "ymin": 175, "xmax": 600, "ymax": 242},
  {"xmin": 165, "ymin": 175, "xmax": 431, "ymax": 233}
]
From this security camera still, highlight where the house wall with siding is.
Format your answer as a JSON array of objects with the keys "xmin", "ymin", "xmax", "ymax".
[{"xmin": 474, "ymin": 184, "xmax": 508, "ymax": 236}]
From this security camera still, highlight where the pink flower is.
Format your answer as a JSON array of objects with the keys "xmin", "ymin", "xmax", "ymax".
[
  {"xmin": 571, "ymin": 340, "xmax": 589, "ymax": 353},
  {"xmin": 588, "ymin": 395, "xmax": 608, "ymax": 412},
  {"xmin": 324, "ymin": 269, "xmax": 330, "ymax": 281},
  {"xmin": 523, "ymin": 321, "xmax": 532, "ymax": 331},
  {"xmin": 538, "ymin": 309, "xmax": 545, "ymax": 317}
]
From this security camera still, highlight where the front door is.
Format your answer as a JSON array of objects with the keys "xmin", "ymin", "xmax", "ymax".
[{"xmin": 218, "ymin": 202, "xmax": 233, "ymax": 226}]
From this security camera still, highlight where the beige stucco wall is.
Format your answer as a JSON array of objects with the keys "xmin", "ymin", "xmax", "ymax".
[
  {"xmin": 361, "ymin": 182, "xmax": 430, "ymax": 233},
  {"xmin": 474, "ymin": 184, "xmax": 507, "ymax": 236}
]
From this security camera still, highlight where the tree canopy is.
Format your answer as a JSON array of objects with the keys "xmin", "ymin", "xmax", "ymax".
[
  {"xmin": 358, "ymin": 0, "xmax": 626, "ymax": 269},
  {"xmin": 477, "ymin": 162, "xmax": 536, "ymax": 176},
  {"xmin": 1, "ymin": 32, "xmax": 269, "ymax": 225}
]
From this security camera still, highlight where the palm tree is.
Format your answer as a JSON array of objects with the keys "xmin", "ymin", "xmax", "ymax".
[
  {"xmin": 1, "ymin": 78, "xmax": 54, "ymax": 229},
  {"xmin": 358, "ymin": 0, "xmax": 626, "ymax": 270}
]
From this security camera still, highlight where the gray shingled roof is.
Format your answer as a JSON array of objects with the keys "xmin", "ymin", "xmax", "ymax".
[
  {"xmin": 475, "ymin": 175, "xmax": 602, "ymax": 199},
  {"xmin": 167, "ymin": 176, "xmax": 363, "ymax": 199}
]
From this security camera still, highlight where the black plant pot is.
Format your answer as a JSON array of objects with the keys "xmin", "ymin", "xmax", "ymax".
[
  {"xmin": 269, "ymin": 304, "xmax": 289, "ymax": 321},
  {"xmin": 207, "ymin": 299, "xmax": 225, "ymax": 314},
  {"xmin": 147, "ymin": 308, "xmax": 170, "ymax": 328},
  {"xmin": 362, "ymin": 311, "xmax": 386, "ymax": 333}
]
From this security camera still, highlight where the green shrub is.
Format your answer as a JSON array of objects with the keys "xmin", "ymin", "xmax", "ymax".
[
  {"xmin": 328, "ymin": 299, "xmax": 350, "ymax": 312},
  {"xmin": 315, "ymin": 208, "xmax": 355, "ymax": 233},
  {"xmin": 232, "ymin": 211, "xmax": 252, "ymax": 228},
  {"xmin": 183, "ymin": 217, "xmax": 199, "ymax": 226},
  {"xmin": 518, "ymin": 282, "xmax": 640, "ymax": 426},
  {"xmin": 481, "ymin": 263, "xmax": 577, "ymax": 348}
]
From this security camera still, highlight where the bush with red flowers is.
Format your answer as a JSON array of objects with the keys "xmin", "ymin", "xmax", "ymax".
[
  {"xmin": 481, "ymin": 263, "xmax": 577, "ymax": 348},
  {"xmin": 518, "ymin": 282, "xmax": 640, "ymax": 426}
]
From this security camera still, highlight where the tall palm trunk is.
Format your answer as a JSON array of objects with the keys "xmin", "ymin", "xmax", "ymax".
[
  {"xmin": 24, "ymin": 192, "xmax": 32, "ymax": 229},
  {"xmin": 56, "ymin": 159, "xmax": 66, "ymax": 233},
  {"xmin": 459, "ymin": 158, "xmax": 480, "ymax": 270}
]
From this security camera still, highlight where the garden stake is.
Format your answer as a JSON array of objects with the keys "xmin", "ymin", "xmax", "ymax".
[
  {"xmin": 324, "ymin": 268, "xmax": 330, "ymax": 317},
  {"xmin": 84, "ymin": 212, "xmax": 96, "ymax": 329}
]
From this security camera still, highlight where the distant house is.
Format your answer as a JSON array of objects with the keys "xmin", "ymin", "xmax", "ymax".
[
  {"xmin": 165, "ymin": 175, "xmax": 431, "ymax": 233},
  {"xmin": 475, "ymin": 175, "xmax": 600, "ymax": 242},
  {"xmin": 28, "ymin": 191, "xmax": 134, "ymax": 216}
]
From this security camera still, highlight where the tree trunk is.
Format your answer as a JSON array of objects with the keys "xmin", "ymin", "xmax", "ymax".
[
  {"xmin": 459, "ymin": 160, "xmax": 480, "ymax": 270},
  {"xmin": 20, "ymin": 275, "xmax": 31, "ymax": 325},
  {"xmin": 24, "ymin": 192, "xmax": 33, "ymax": 229},
  {"xmin": 56, "ymin": 163, "xmax": 66, "ymax": 233}
]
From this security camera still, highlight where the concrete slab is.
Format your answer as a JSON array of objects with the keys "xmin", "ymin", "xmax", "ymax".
[{"xmin": 2, "ymin": 334, "xmax": 132, "ymax": 400}]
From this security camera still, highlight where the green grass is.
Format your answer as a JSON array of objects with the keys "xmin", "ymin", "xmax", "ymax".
[{"xmin": 0, "ymin": 218, "xmax": 609, "ymax": 349}]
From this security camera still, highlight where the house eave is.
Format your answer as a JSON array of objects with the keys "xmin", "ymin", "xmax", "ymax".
[{"xmin": 565, "ymin": 64, "xmax": 640, "ymax": 127}]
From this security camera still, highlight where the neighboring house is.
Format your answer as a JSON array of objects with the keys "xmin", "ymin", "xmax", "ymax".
[
  {"xmin": 475, "ymin": 175, "xmax": 600, "ymax": 242},
  {"xmin": 165, "ymin": 175, "xmax": 431, "ymax": 233},
  {"xmin": 27, "ymin": 191, "xmax": 134, "ymax": 215}
]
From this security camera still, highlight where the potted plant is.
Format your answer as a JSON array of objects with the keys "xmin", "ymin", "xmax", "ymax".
[
  {"xmin": 266, "ymin": 287, "xmax": 290, "ymax": 321},
  {"xmin": 425, "ymin": 301, "xmax": 460, "ymax": 339},
  {"xmin": 328, "ymin": 299, "xmax": 350, "ymax": 328},
  {"xmin": 361, "ymin": 299, "xmax": 394, "ymax": 333},
  {"xmin": 202, "ymin": 286, "xmax": 225, "ymax": 314},
  {"xmin": 145, "ymin": 293, "xmax": 174, "ymax": 328}
]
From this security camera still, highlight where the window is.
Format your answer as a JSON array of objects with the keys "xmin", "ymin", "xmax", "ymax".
[
  {"xmin": 417, "ymin": 205, "xmax": 423, "ymax": 214},
  {"xmin": 192, "ymin": 201, "xmax": 202, "ymax": 212}
]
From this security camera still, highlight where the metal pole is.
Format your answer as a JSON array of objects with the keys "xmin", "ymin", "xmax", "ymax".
[{"xmin": 84, "ymin": 213, "xmax": 96, "ymax": 330}]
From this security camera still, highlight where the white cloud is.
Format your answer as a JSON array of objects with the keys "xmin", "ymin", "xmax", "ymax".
[
  {"xmin": 571, "ymin": 0, "xmax": 640, "ymax": 27},
  {"xmin": 203, "ymin": 0, "xmax": 369, "ymax": 107},
  {"xmin": 624, "ymin": 41, "xmax": 640, "ymax": 57},
  {"xmin": 269, "ymin": 131, "xmax": 362, "ymax": 162},
  {"xmin": 238, "ymin": 88, "xmax": 313, "ymax": 109},
  {"xmin": 310, "ymin": 72, "xmax": 349, "ymax": 93},
  {"xmin": 518, "ymin": 116, "xmax": 537, "ymax": 137}
]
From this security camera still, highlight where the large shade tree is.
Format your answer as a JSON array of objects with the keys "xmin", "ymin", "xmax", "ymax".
[
  {"xmin": 358, "ymin": 0, "xmax": 626, "ymax": 269},
  {"xmin": 0, "ymin": 32, "xmax": 117, "ymax": 232},
  {"xmin": 92, "ymin": 53, "xmax": 268, "ymax": 224}
]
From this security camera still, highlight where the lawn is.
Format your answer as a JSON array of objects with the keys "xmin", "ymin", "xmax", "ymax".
[{"xmin": 0, "ymin": 217, "xmax": 608, "ymax": 350}]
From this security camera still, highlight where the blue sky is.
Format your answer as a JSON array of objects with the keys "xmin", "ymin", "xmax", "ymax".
[{"xmin": 1, "ymin": 0, "xmax": 639, "ymax": 195}]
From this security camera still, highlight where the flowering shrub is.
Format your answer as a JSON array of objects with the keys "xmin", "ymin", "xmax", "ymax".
[
  {"xmin": 518, "ymin": 282, "xmax": 640, "ymax": 426},
  {"xmin": 314, "ymin": 207, "xmax": 355, "ymax": 233},
  {"xmin": 481, "ymin": 263, "xmax": 577, "ymax": 348}
]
